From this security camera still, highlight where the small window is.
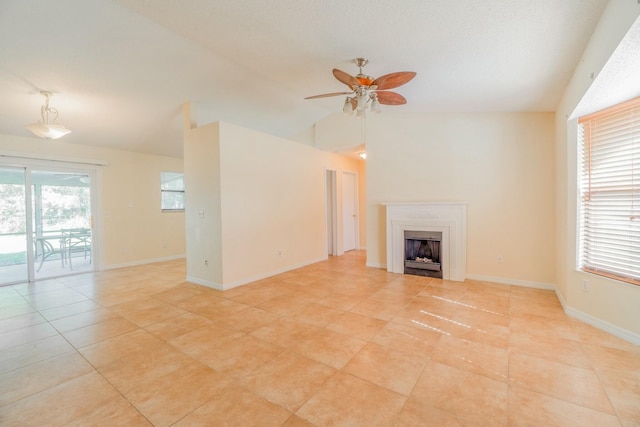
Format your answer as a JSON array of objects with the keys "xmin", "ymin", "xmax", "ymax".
[{"xmin": 161, "ymin": 171, "xmax": 184, "ymax": 212}]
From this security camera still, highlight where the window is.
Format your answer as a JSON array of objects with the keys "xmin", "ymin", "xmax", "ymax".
[
  {"xmin": 578, "ymin": 97, "xmax": 640, "ymax": 285},
  {"xmin": 161, "ymin": 171, "xmax": 184, "ymax": 212}
]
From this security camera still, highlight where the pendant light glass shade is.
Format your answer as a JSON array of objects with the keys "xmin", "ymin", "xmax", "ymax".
[
  {"xmin": 26, "ymin": 91, "xmax": 71, "ymax": 139},
  {"xmin": 343, "ymin": 97, "xmax": 354, "ymax": 114},
  {"xmin": 25, "ymin": 123, "xmax": 71, "ymax": 139},
  {"xmin": 371, "ymin": 96, "xmax": 381, "ymax": 113}
]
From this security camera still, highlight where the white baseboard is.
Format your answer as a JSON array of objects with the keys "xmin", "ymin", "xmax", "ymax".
[
  {"xmin": 465, "ymin": 274, "xmax": 555, "ymax": 290},
  {"xmin": 466, "ymin": 274, "xmax": 640, "ymax": 345},
  {"xmin": 366, "ymin": 261, "xmax": 386, "ymax": 269},
  {"xmin": 186, "ymin": 256, "xmax": 329, "ymax": 291},
  {"xmin": 102, "ymin": 254, "xmax": 186, "ymax": 271},
  {"xmin": 219, "ymin": 256, "xmax": 328, "ymax": 290},
  {"xmin": 186, "ymin": 275, "xmax": 223, "ymax": 291},
  {"xmin": 555, "ymin": 288, "xmax": 568, "ymax": 310},
  {"xmin": 562, "ymin": 303, "xmax": 640, "ymax": 346}
]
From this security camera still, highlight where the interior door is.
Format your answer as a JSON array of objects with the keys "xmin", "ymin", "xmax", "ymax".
[{"xmin": 342, "ymin": 171, "xmax": 358, "ymax": 252}]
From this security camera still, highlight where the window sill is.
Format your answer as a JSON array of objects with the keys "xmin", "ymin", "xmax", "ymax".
[{"xmin": 581, "ymin": 267, "xmax": 640, "ymax": 287}]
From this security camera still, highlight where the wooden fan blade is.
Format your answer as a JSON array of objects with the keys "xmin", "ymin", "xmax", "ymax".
[
  {"xmin": 305, "ymin": 91, "xmax": 353, "ymax": 99},
  {"xmin": 333, "ymin": 69, "xmax": 360, "ymax": 88},
  {"xmin": 375, "ymin": 91, "xmax": 407, "ymax": 105},
  {"xmin": 372, "ymin": 72, "xmax": 416, "ymax": 90}
]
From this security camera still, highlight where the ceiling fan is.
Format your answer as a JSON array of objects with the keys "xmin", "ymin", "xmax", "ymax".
[{"xmin": 305, "ymin": 58, "xmax": 416, "ymax": 115}]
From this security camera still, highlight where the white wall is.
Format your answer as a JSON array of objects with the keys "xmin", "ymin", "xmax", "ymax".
[
  {"xmin": 555, "ymin": 1, "xmax": 640, "ymax": 340},
  {"xmin": 0, "ymin": 134, "xmax": 186, "ymax": 269},
  {"xmin": 316, "ymin": 112, "xmax": 556, "ymax": 287},
  {"xmin": 183, "ymin": 121, "xmax": 364, "ymax": 289}
]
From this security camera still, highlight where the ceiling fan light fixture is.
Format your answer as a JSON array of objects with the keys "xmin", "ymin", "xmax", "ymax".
[
  {"xmin": 371, "ymin": 96, "xmax": 381, "ymax": 113},
  {"xmin": 343, "ymin": 97, "xmax": 354, "ymax": 114},
  {"xmin": 26, "ymin": 91, "xmax": 71, "ymax": 140},
  {"xmin": 356, "ymin": 93, "xmax": 368, "ymax": 111}
]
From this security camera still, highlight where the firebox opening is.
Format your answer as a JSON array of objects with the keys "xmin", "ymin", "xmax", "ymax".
[{"xmin": 404, "ymin": 230, "xmax": 443, "ymax": 278}]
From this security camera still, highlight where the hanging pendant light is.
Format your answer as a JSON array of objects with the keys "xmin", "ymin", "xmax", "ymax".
[{"xmin": 26, "ymin": 91, "xmax": 71, "ymax": 139}]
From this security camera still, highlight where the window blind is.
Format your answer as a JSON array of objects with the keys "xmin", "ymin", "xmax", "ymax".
[{"xmin": 578, "ymin": 97, "xmax": 640, "ymax": 286}]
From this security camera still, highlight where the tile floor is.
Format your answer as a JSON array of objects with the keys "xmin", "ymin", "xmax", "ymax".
[{"xmin": 0, "ymin": 250, "xmax": 639, "ymax": 426}]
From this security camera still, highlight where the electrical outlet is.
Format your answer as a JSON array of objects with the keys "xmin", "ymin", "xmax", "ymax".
[
  {"xmin": 204, "ymin": 259, "xmax": 208, "ymax": 267},
  {"xmin": 497, "ymin": 255, "xmax": 503, "ymax": 264},
  {"xmin": 582, "ymin": 279, "xmax": 589, "ymax": 292},
  {"xmin": 278, "ymin": 250, "xmax": 282, "ymax": 256}
]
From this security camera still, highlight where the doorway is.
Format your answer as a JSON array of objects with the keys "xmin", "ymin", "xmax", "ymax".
[{"xmin": 0, "ymin": 163, "xmax": 97, "ymax": 285}]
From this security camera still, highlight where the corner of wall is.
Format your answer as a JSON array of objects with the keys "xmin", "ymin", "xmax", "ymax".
[{"xmin": 554, "ymin": 1, "xmax": 640, "ymax": 341}]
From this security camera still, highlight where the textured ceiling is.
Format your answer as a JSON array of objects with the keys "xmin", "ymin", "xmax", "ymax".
[{"xmin": 0, "ymin": 0, "xmax": 608, "ymax": 158}]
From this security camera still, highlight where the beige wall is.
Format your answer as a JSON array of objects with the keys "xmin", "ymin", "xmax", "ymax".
[
  {"xmin": 316, "ymin": 112, "xmax": 556, "ymax": 286},
  {"xmin": 183, "ymin": 122, "xmax": 223, "ymax": 284},
  {"xmin": 555, "ymin": 1, "xmax": 640, "ymax": 339},
  {"xmin": 183, "ymin": 121, "xmax": 364, "ymax": 289},
  {"xmin": 0, "ymin": 134, "xmax": 186, "ymax": 269}
]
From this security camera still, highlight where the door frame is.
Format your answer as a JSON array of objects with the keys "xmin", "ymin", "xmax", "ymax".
[{"xmin": 325, "ymin": 169, "xmax": 338, "ymax": 256}]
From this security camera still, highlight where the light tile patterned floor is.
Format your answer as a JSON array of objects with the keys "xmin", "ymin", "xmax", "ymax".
[{"xmin": 0, "ymin": 250, "xmax": 639, "ymax": 426}]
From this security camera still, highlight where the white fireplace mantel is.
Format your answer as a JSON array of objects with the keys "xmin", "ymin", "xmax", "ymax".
[{"xmin": 384, "ymin": 202, "xmax": 467, "ymax": 282}]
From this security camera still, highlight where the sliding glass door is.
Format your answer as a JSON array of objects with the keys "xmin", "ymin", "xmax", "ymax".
[
  {"xmin": 32, "ymin": 170, "xmax": 94, "ymax": 280},
  {"xmin": 0, "ymin": 164, "xmax": 96, "ymax": 285}
]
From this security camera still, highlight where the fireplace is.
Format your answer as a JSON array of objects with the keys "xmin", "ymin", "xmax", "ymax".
[
  {"xmin": 384, "ymin": 202, "xmax": 467, "ymax": 282},
  {"xmin": 404, "ymin": 230, "xmax": 443, "ymax": 278}
]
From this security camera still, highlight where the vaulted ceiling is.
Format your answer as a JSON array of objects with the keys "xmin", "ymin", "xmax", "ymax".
[{"xmin": 0, "ymin": 0, "xmax": 608, "ymax": 158}]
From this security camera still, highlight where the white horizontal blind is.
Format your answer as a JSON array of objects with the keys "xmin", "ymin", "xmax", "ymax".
[{"xmin": 578, "ymin": 97, "xmax": 640, "ymax": 285}]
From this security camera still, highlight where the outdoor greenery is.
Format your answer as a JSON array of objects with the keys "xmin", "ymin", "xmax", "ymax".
[
  {"xmin": 38, "ymin": 185, "xmax": 91, "ymax": 230},
  {"xmin": 0, "ymin": 183, "xmax": 90, "ymax": 266},
  {"xmin": 0, "ymin": 184, "xmax": 26, "ymax": 234}
]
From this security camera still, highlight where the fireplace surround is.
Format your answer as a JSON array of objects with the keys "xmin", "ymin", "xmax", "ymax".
[{"xmin": 384, "ymin": 202, "xmax": 467, "ymax": 281}]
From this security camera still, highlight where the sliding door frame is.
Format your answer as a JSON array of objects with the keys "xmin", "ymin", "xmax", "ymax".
[{"xmin": 0, "ymin": 154, "xmax": 103, "ymax": 284}]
